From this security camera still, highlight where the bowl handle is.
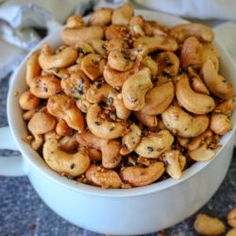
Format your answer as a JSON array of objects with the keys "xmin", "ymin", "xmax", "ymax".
[{"xmin": 0, "ymin": 127, "xmax": 26, "ymax": 176}]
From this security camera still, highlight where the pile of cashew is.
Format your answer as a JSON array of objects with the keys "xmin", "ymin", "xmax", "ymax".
[{"xmin": 19, "ymin": 3, "xmax": 235, "ymax": 189}]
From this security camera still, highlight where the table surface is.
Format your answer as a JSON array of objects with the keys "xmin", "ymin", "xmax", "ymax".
[{"xmin": 0, "ymin": 77, "xmax": 235, "ymax": 236}]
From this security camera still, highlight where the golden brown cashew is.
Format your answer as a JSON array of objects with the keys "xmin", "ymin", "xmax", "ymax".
[
  {"xmin": 87, "ymin": 148, "xmax": 102, "ymax": 161},
  {"xmin": 141, "ymin": 56, "xmax": 158, "ymax": 77},
  {"xmin": 210, "ymin": 114, "xmax": 232, "ymax": 135},
  {"xmin": 19, "ymin": 91, "xmax": 40, "ymax": 110},
  {"xmin": 201, "ymin": 59, "xmax": 234, "ymax": 100},
  {"xmin": 105, "ymin": 24, "xmax": 130, "ymax": 40},
  {"xmin": 108, "ymin": 89, "xmax": 131, "ymax": 120},
  {"xmin": 56, "ymin": 119, "xmax": 73, "ymax": 136},
  {"xmin": 201, "ymin": 43, "xmax": 219, "ymax": 71},
  {"xmin": 162, "ymin": 150, "xmax": 186, "ymax": 179},
  {"xmin": 122, "ymin": 68, "xmax": 153, "ymax": 111},
  {"xmin": 215, "ymin": 97, "xmax": 236, "ymax": 116},
  {"xmin": 140, "ymin": 81, "xmax": 174, "ymax": 115},
  {"xmin": 170, "ymin": 23, "xmax": 214, "ymax": 42},
  {"xmin": 43, "ymin": 138, "xmax": 90, "ymax": 176},
  {"xmin": 227, "ymin": 208, "xmax": 236, "ymax": 228},
  {"xmin": 86, "ymin": 104, "xmax": 127, "ymax": 139},
  {"xmin": 133, "ymin": 35, "xmax": 178, "ymax": 57},
  {"xmin": 120, "ymin": 124, "xmax": 141, "ymax": 155},
  {"xmin": 103, "ymin": 58, "xmax": 140, "ymax": 87},
  {"xmin": 47, "ymin": 94, "xmax": 84, "ymax": 133},
  {"xmin": 80, "ymin": 53, "xmax": 105, "ymax": 81},
  {"xmin": 59, "ymin": 135, "xmax": 78, "ymax": 153},
  {"xmin": 75, "ymin": 95, "xmax": 92, "ymax": 113},
  {"xmin": 189, "ymin": 144, "xmax": 215, "ymax": 161},
  {"xmin": 180, "ymin": 36, "xmax": 203, "ymax": 69},
  {"xmin": 120, "ymin": 162, "xmax": 165, "ymax": 187},
  {"xmin": 104, "ymin": 38, "xmax": 129, "ymax": 53},
  {"xmin": 129, "ymin": 15, "xmax": 145, "ymax": 37},
  {"xmin": 31, "ymin": 134, "xmax": 44, "ymax": 150},
  {"xmin": 162, "ymin": 104, "xmax": 209, "ymax": 138},
  {"xmin": 90, "ymin": 39, "xmax": 106, "ymax": 56},
  {"xmin": 61, "ymin": 70, "xmax": 90, "ymax": 99},
  {"xmin": 62, "ymin": 26, "xmax": 104, "ymax": 45},
  {"xmin": 89, "ymin": 8, "xmax": 113, "ymax": 26},
  {"xmin": 144, "ymin": 20, "xmax": 168, "ymax": 37},
  {"xmin": 135, "ymin": 130, "xmax": 174, "ymax": 158},
  {"xmin": 76, "ymin": 131, "xmax": 121, "ymax": 169},
  {"xmin": 23, "ymin": 109, "xmax": 36, "ymax": 121},
  {"xmin": 134, "ymin": 111, "xmax": 158, "ymax": 128},
  {"xmin": 30, "ymin": 75, "xmax": 61, "ymax": 99},
  {"xmin": 176, "ymin": 74, "xmax": 215, "ymax": 114},
  {"xmin": 86, "ymin": 164, "xmax": 122, "ymax": 188},
  {"xmin": 112, "ymin": 3, "xmax": 133, "ymax": 25},
  {"xmin": 108, "ymin": 50, "xmax": 134, "ymax": 72},
  {"xmin": 38, "ymin": 44, "xmax": 78, "ymax": 72},
  {"xmin": 66, "ymin": 15, "xmax": 84, "ymax": 29},
  {"xmin": 157, "ymin": 52, "xmax": 180, "ymax": 77},
  {"xmin": 26, "ymin": 50, "xmax": 41, "ymax": 86}
]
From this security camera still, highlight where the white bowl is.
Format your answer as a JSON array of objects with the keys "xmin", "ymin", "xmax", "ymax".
[{"xmin": 0, "ymin": 10, "xmax": 235, "ymax": 235}]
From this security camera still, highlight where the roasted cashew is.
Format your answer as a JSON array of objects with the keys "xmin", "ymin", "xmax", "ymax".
[
  {"xmin": 162, "ymin": 150, "xmax": 186, "ymax": 179},
  {"xmin": 86, "ymin": 164, "xmax": 122, "ymax": 188},
  {"xmin": 104, "ymin": 38, "xmax": 129, "ymax": 53},
  {"xmin": 170, "ymin": 23, "xmax": 214, "ymax": 42},
  {"xmin": 76, "ymin": 131, "xmax": 121, "ymax": 169},
  {"xmin": 210, "ymin": 114, "xmax": 232, "ymax": 135},
  {"xmin": 89, "ymin": 8, "xmax": 113, "ymax": 26},
  {"xmin": 133, "ymin": 35, "xmax": 178, "ymax": 57},
  {"xmin": 19, "ymin": 91, "xmax": 40, "ymax": 110},
  {"xmin": 59, "ymin": 135, "xmax": 78, "ymax": 153},
  {"xmin": 215, "ymin": 97, "xmax": 236, "ymax": 116},
  {"xmin": 188, "ymin": 67, "xmax": 209, "ymax": 95},
  {"xmin": 112, "ymin": 3, "xmax": 133, "ymax": 25},
  {"xmin": 108, "ymin": 89, "xmax": 131, "ymax": 120},
  {"xmin": 157, "ymin": 52, "xmax": 180, "ymax": 77},
  {"xmin": 105, "ymin": 24, "xmax": 130, "ymax": 40},
  {"xmin": 162, "ymin": 104, "xmax": 209, "ymax": 138},
  {"xmin": 87, "ymin": 148, "xmax": 102, "ymax": 161},
  {"xmin": 86, "ymin": 104, "xmax": 127, "ymax": 139},
  {"xmin": 227, "ymin": 208, "xmax": 236, "ymax": 228},
  {"xmin": 56, "ymin": 119, "xmax": 73, "ymax": 136},
  {"xmin": 47, "ymin": 94, "xmax": 84, "ymax": 133},
  {"xmin": 30, "ymin": 75, "xmax": 61, "ymax": 99},
  {"xmin": 129, "ymin": 15, "xmax": 145, "ymax": 37},
  {"xmin": 90, "ymin": 39, "xmax": 106, "ymax": 56},
  {"xmin": 44, "ymin": 130, "xmax": 61, "ymax": 141},
  {"xmin": 176, "ymin": 136, "xmax": 190, "ymax": 148},
  {"xmin": 38, "ymin": 44, "xmax": 78, "ymax": 72},
  {"xmin": 135, "ymin": 130, "xmax": 174, "ymax": 158},
  {"xmin": 141, "ymin": 56, "xmax": 158, "ymax": 77},
  {"xmin": 23, "ymin": 109, "xmax": 36, "ymax": 121},
  {"xmin": 201, "ymin": 59, "xmax": 234, "ymax": 99},
  {"xmin": 120, "ymin": 162, "xmax": 165, "ymax": 187},
  {"xmin": 61, "ymin": 70, "xmax": 90, "ymax": 99},
  {"xmin": 28, "ymin": 110, "xmax": 56, "ymax": 135},
  {"xmin": 75, "ymin": 42, "xmax": 94, "ymax": 56},
  {"xmin": 80, "ymin": 53, "xmax": 105, "ymax": 81},
  {"xmin": 43, "ymin": 138, "xmax": 90, "ymax": 176},
  {"xmin": 108, "ymin": 49, "xmax": 134, "ymax": 72},
  {"xmin": 76, "ymin": 95, "xmax": 92, "ymax": 113},
  {"xmin": 62, "ymin": 26, "xmax": 104, "ymax": 45},
  {"xmin": 201, "ymin": 43, "xmax": 219, "ymax": 71},
  {"xmin": 134, "ymin": 111, "xmax": 158, "ymax": 128},
  {"xmin": 31, "ymin": 134, "xmax": 44, "ymax": 150},
  {"xmin": 103, "ymin": 59, "xmax": 140, "ymax": 87},
  {"xmin": 189, "ymin": 144, "xmax": 215, "ymax": 161},
  {"xmin": 120, "ymin": 124, "xmax": 141, "ymax": 155},
  {"xmin": 122, "ymin": 68, "xmax": 153, "ymax": 111},
  {"xmin": 144, "ymin": 20, "xmax": 168, "ymax": 37},
  {"xmin": 85, "ymin": 82, "xmax": 111, "ymax": 104},
  {"xmin": 176, "ymin": 74, "xmax": 215, "ymax": 114},
  {"xmin": 140, "ymin": 81, "xmax": 174, "ymax": 115},
  {"xmin": 26, "ymin": 50, "xmax": 41, "ymax": 86},
  {"xmin": 180, "ymin": 36, "xmax": 203, "ymax": 69},
  {"xmin": 66, "ymin": 15, "xmax": 84, "ymax": 29}
]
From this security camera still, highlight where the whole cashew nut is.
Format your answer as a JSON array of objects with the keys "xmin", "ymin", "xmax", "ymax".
[
  {"xmin": 176, "ymin": 74, "xmax": 215, "ymax": 114},
  {"xmin": 215, "ymin": 97, "xmax": 236, "ymax": 116},
  {"xmin": 210, "ymin": 114, "xmax": 232, "ymax": 135},
  {"xmin": 43, "ymin": 138, "xmax": 90, "ymax": 176},
  {"xmin": 201, "ymin": 59, "xmax": 234, "ymax": 100},
  {"xmin": 39, "ymin": 44, "xmax": 78, "ymax": 72},
  {"xmin": 162, "ymin": 104, "xmax": 209, "ymax": 138},
  {"xmin": 120, "ymin": 124, "xmax": 141, "ymax": 155},
  {"xmin": 30, "ymin": 75, "xmax": 61, "ymax": 99},
  {"xmin": 86, "ymin": 164, "xmax": 122, "ymax": 188},
  {"xmin": 135, "ymin": 130, "xmax": 174, "ymax": 158},
  {"xmin": 89, "ymin": 8, "xmax": 113, "ymax": 26},
  {"xmin": 122, "ymin": 67, "xmax": 153, "ymax": 111},
  {"xmin": 120, "ymin": 162, "xmax": 165, "ymax": 187},
  {"xmin": 19, "ymin": 91, "xmax": 40, "ymax": 110},
  {"xmin": 170, "ymin": 23, "xmax": 214, "ymax": 42},
  {"xmin": 76, "ymin": 131, "xmax": 121, "ymax": 169},
  {"xmin": 189, "ymin": 144, "xmax": 215, "ymax": 161},
  {"xmin": 134, "ymin": 111, "xmax": 158, "ymax": 128},
  {"xmin": 47, "ymin": 94, "xmax": 84, "ymax": 133},
  {"xmin": 111, "ymin": 3, "xmax": 134, "ymax": 25},
  {"xmin": 86, "ymin": 104, "xmax": 127, "ymax": 139}
]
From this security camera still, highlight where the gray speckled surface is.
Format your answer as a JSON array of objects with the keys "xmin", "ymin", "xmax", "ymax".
[{"xmin": 0, "ymin": 77, "xmax": 236, "ymax": 236}]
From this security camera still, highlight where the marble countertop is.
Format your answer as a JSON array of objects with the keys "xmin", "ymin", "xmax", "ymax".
[{"xmin": 0, "ymin": 77, "xmax": 235, "ymax": 236}]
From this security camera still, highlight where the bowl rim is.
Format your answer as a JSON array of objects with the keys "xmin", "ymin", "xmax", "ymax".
[{"xmin": 7, "ymin": 9, "xmax": 236, "ymax": 198}]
